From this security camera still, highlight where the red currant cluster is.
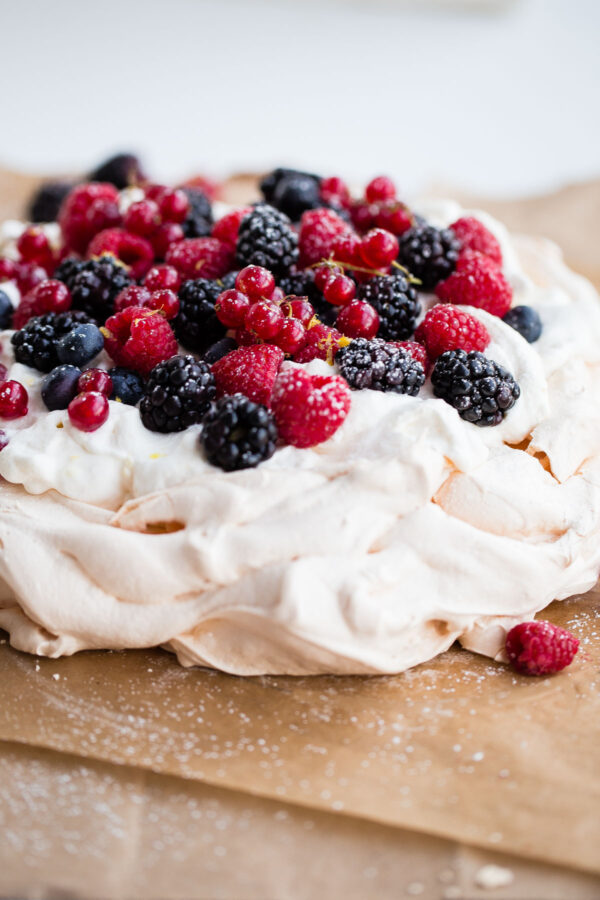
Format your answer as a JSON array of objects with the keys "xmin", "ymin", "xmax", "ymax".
[
  {"xmin": 113, "ymin": 265, "xmax": 182, "ymax": 320},
  {"xmin": 0, "ymin": 225, "xmax": 63, "ymax": 298},
  {"xmin": 68, "ymin": 368, "xmax": 113, "ymax": 432},
  {"xmin": 349, "ymin": 175, "xmax": 414, "ymax": 236}
]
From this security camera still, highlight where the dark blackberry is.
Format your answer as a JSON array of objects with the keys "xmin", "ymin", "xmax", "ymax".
[
  {"xmin": 278, "ymin": 270, "xmax": 336, "ymax": 325},
  {"xmin": 357, "ymin": 271, "xmax": 421, "ymax": 340},
  {"xmin": 431, "ymin": 349, "xmax": 520, "ymax": 426},
  {"xmin": 11, "ymin": 311, "xmax": 92, "ymax": 373},
  {"xmin": 27, "ymin": 180, "xmax": 74, "ymax": 223},
  {"xmin": 140, "ymin": 355, "xmax": 215, "ymax": 433},
  {"xmin": 88, "ymin": 153, "xmax": 146, "ymax": 189},
  {"xmin": 201, "ymin": 394, "xmax": 278, "ymax": 471},
  {"xmin": 69, "ymin": 255, "xmax": 133, "ymax": 322},
  {"xmin": 397, "ymin": 223, "xmax": 460, "ymax": 291},
  {"xmin": 181, "ymin": 187, "xmax": 213, "ymax": 238},
  {"xmin": 53, "ymin": 256, "xmax": 87, "ymax": 290},
  {"xmin": 108, "ymin": 367, "xmax": 145, "ymax": 406},
  {"xmin": 502, "ymin": 305, "xmax": 542, "ymax": 343},
  {"xmin": 235, "ymin": 204, "xmax": 299, "ymax": 277},
  {"xmin": 336, "ymin": 338, "xmax": 425, "ymax": 395},
  {"xmin": 174, "ymin": 279, "xmax": 227, "ymax": 353},
  {"xmin": 260, "ymin": 167, "xmax": 321, "ymax": 204}
]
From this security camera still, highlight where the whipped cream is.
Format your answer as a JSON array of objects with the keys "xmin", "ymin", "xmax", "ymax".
[{"xmin": 1, "ymin": 201, "xmax": 599, "ymax": 674}]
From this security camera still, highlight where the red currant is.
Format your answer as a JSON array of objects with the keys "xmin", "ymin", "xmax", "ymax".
[
  {"xmin": 0, "ymin": 258, "xmax": 17, "ymax": 281},
  {"xmin": 349, "ymin": 201, "xmax": 378, "ymax": 234},
  {"xmin": 275, "ymin": 318, "xmax": 307, "ymax": 355},
  {"xmin": 26, "ymin": 279, "xmax": 71, "ymax": 315},
  {"xmin": 323, "ymin": 274, "xmax": 356, "ymax": 306},
  {"xmin": 114, "ymin": 285, "xmax": 152, "ymax": 313},
  {"xmin": 158, "ymin": 189, "xmax": 189, "ymax": 224},
  {"xmin": 280, "ymin": 296, "xmax": 315, "ymax": 326},
  {"xmin": 145, "ymin": 184, "xmax": 169, "ymax": 202},
  {"xmin": 124, "ymin": 199, "xmax": 160, "ymax": 237},
  {"xmin": 331, "ymin": 233, "xmax": 362, "ymax": 265},
  {"xmin": 78, "ymin": 369, "xmax": 113, "ymax": 396},
  {"xmin": 143, "ymin": 264, "xmax": 181, "ymax": 292},
  {"xmin": 15, "ymin": 262, "xmax": 48, "ymax": 295},
  {"xmin": 360, "ymin": 229, "xmax": 399, "ymax": 269},
  {"xmin": 235, "ymin": 265, "xmax": 275, "ymax": 299},
  {"xmin": 17, "ymin": 227, "xmax": 53, "ymax": 265},
  {"xmin": 270, "ymin": 286, "xmax": 285, "ymax": 304},
  {"xmin": 151, "ymin": 223, "xmax": 184, "ymax": 259},
  {"xmin": 314, "ymin": 264, "xmax": 341, "ymax": 292},
  {"xmin": 68, "ymin": 391, "xmax": 109, "ymax": 432},
  {"xmin": 85, "ymin": 196, "xmax": 121, "ymax": 235},
  {"xmin": 336, "ymin": 301, "xmax": 380, "ymax": 339},
  {"xmin": 375, "ymin": 201, "xmax": 413, "ymax": 236},
  {"xmin": 0, "ymin": 380, "xmax": 28, "ymax": 418},
  {"xmin": 245, "ymin": 301, "xmax": 284, "ymax": 340},
  {"xmin": 234, "ymin": 327, "xmax": 260, "ymax": 347},
  {"xmin": 365, "ymin": 175, "xmax": 396, "ymax": 204},
  {"xmin": 146, "ymin": 289, "xmax": 180, "ymax": 320},
  {"xmin": 215, "ymin": 289, "xmax": 251, "ymax": 328}
]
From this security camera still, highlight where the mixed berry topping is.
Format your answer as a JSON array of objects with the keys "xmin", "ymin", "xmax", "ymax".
[
  {"xmin": 11, "ymin": 311, "xmax": 92, "ymax": 372},
  {"xmin": 431, "ymin": 350, "xmax": 520, "ymax": 426}
]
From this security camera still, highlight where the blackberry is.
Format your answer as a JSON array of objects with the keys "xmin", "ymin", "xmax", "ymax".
[
  {"xmin": 27, "ymin": 180, "xmax": 74, "ymax": 223},
  {"xmin": 201, "ymin": 394, "xmax": 277, "ymax": 471},
  {"xmin": 278, "ymin": 270, "xmax": 336, "ymax": 324},
  {"xmin": 69, "ymin": 255, "xmax": 133, "ymax": 322},
  {"xmin": 11, "ymin": 311, "xmax": 92, "ymax": 373},
  {"xmin": 174, "ymin": 278, "xmax": 227, "ymax": 353},
  {"xmin": 53, "ymin": 256, "xmax": 87, "ymax": 290},
  {"xmin": 431, "ymin": 349, "xmax": 520, "ymax": 426},
  {"xmin": 140, "ymin": 355, "xmax": 215, "ymax": 433},
  {"xmin": 202, "ymin": 337, "xmax": 238, "ymax": 364},
  {"xmin": 398, "ymin": 223, "xmax": 460, "ymax": 291},
  {"xmin": 336, "ymin": 338, "xmax": 424, "ymax": 395},
  {"xmin": 181, "ymin": 187, "xmax": 213, "ymax": 238},
  {"xmin": 260, "ymin": 167, "xmax": 321, "ymax": 204},
  {"xmin": 235, "ymin": 204, "xmax": 299, "ymax": 277},
  {"xmin": 502, "ymin": 305, "xmax": 542, "ymax": 343},
  {"xmin": 108, "ymin": 367, "xmax": 145, "ymax": 406},
  {"xmin": 357, "ymin": 271, "xmax": 421, "ymax": 340},
  {"xmin": 88, "ymin": 153, "xmax": 146, "ymax": 189}
]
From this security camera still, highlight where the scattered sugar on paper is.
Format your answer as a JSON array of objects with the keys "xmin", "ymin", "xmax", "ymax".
[{"xmin": 475, "ymin": 864, "xmax": 514, "ymax": 889}]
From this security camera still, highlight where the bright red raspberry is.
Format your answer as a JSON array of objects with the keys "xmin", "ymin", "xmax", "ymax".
[
  {"xmin": 212, "ymin": 207, "xmax": 252, "ymax": 248},
  {"xmin": 102, "ymin": 306, "xmax": 178, "ymax": 377},
  {"xmin": 211, "ymin": 344, "xmax": 284, "ymax": 407},
  {"xmin": 123, "ymin": 199, "xmax": 160, "ymax": 237},
  {"xmin": 17, "ymin": 227, "xmax": 54, "ymax": 268},
  {"xmin": 365, "ymin": 175, "xmax": 396, "ymax": 204},
  {"xmin": 146, "ymin": 289, "xmax": 179, "ymax": 320},
  {"xmin": 271, "ymin": 367, "xmax": 351, "ymax": 448},
  {"xmin": 336, "ymin": 301, "xmax": 380, "ymax": 339},
  {"xmin": 0, "ymin": 258, "xmax": 17, "ymax": 282},
  {"xmin": 451, "ymin": 216, "xmax": 503, "ymax": 267},
  {"xmin": 415, "ymin": 304, "xmax": 490, "ymax": 359},
  {"xmin": 323, "ymin": 274, "xmax": 356, "ymax": 306},
  {"xmin": 215, "ymin": 290, "xmax": 251, "ymax": 328},
  {"xmin": 506, "ymin": 621, "xmax": 579, "ymax": 676},
  {"xmin": 150, "ymin": 223, "xmax": 185, "ymax": 259},
  {"xmin": 0, "ymin": 380, "xmax": 28, "ymax": 418},
  {"xmin": 114, "ymin": 285, "xmax": 152, "ymax": 313},
  {"xmin": 87, "ymin": 228, "xmax": 155, "ymax": 280},
  {"xmin": 392, "ymin": 340, "xmax": 431, "ymax": 375},
  {"xmin": 293, "ymin": 323, "xmax": 348, "ymax": 364},
  {"xmin": 143, "ymin": 264, "xmax": 181, "ymax": 292},
  {"xmin": 59, "ymin": 183, "xmax": 121, "ymax": 254},
  {"xmin": 436, "ymin": 252, "xmax": 512, "ymax": 317},
  {"xmin": 13, "ymin": 279, "xmax": 71, "ymax": 328},
  {"xmin": 245, "ymin": 301, "xmax": 284, "ymax": 340},
  {"xmin": 165, "ymin": 237, "xmax": 234, "ymax": 280},
  {"xmin": 78, "ymin": 369, "xmax": 113, "ymax": 396},
  {"xmin": 68, "ymin": 391, "xmax": 109, "ymax": 432},
  {"xmin": 274, "ymin": 318, "xmax": 307, "ymax": 355},
  {"xmin": 375, "ymin": 201, "xmax": 413, "ymax": 236},
  {"xmin": 360, "ymin": 228, "xmax": 399, "ymax": 269},
  {"xmin": 280, "ymin": 296, "xmax": 315, "ymax": 326},
  {"xmin": 298, "ymin": 209, "xmax": 350, "ymax": 268},
  {"xmin": 235, "ymin": 265, "xmax": 275, "ymax": 298}
]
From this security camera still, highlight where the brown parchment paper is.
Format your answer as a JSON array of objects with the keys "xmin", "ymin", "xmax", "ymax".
[{"xmin": 0, "ymin": 170, "xmax": 600, "ymax": 894}]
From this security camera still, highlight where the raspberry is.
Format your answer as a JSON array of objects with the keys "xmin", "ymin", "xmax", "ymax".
[
  {"xmin": 451, "ymin": 216, "xmax": 503, "ymax": 267},
  {"xmin": 59, "ymin": 182, "xmax": 121, "ymax": 254},
  {"xmin": 236, "ymin": 205, "xmax": 299, "ymax": 276},
  {"xmin": 13, "ymin": 279, "xmax": 71, "ymax": 329},
  {"xmin": 435, "ymin": 252, "xmax": 513, "ymax": 317},
  {"xmin": 102, "ymin": 307, "xmax": 178, "ymax": 377},
  {"xmin": 392, "ymin": 340, "xmax": 431, "ymax": 375},
  {"xmin": 506, "ymin": 621, "xmax": 579, "ymax": 676},
  {"xmin": 201, "ymin": 394, "xmax": 278, "ymax": 471},
  {"xmin": 212, "ymin": 344, "xmax": 284, "ymax": 407},
  {"xmin": 293, "ymin": 323, "xmax": 348, "ymax": 364},
  {"xmin": 140, "ymin": 354, "xmax": 215, "ymax": 433},
  {"xmin": 336, "ymin": 338, "xmax": 425, "ymax": 395},
  {"xmin": 298, "ymin": 208, "xmax": 349, "ymax": 268},
  {"xmin": 415, "ymin": 304, "xmax": 490, "ymax": 359},
  {"xmin": 431, "ymin": 349, "xmax": 520, "ymax": 426},
  {"xmin": 87, "ymin": 228, "xmax": 155, "ymax": 280},
  {"xmin": 271, "ymin": 366, "xmax": 351, "ymax": 448},
  {"xmin": 212, "ymin": 207, "xmax": 252, "ymax": 248},
  {"xmin": 165, "ymin": 237, "xmax": 234, "ymax": 280}
]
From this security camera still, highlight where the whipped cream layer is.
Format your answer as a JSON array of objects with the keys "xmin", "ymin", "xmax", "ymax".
[{"xmin": 1, "ymin": 200, "xmax": 599, "ymax": 674}]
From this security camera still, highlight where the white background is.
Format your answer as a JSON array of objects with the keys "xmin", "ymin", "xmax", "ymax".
[{"xmin": 1, "ymin": 0, "xmax": 599, "ymax": 197}]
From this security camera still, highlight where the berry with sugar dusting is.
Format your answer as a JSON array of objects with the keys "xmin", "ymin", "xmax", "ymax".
[
  {"xmin": 436, "ymin": 252, "xmax": 513, "ymax": 317},
  {"xmin": 145, "ymin": 289, "xmax": 180, "ymax": 320},
  {"xmin": 320, "ymin": 176, "xmax": 350, "ymax": 208},
  {"xmin": 68, "ymin": 391, "xmax": 109, "ymax": 432},
  {"xmin": 87, "ymin": 228, "xmax": 155, "ymax": 280},
  {"xmin": 212, "ymin": 343, "xmax": 284, "ymax": 407},
  {"xmin": 273, "ymin": 317, "xmax": 307, "ymax": 356},
  {"xmin": 166, "ymin": 236, "xmax": 233, "ymax": 280},
  {"xmin": 123, "ymin": 199, "xmax": 160, "ymax": 237},
  {"xmin": 323, "ymin": 274, "xmax": 356, "ymax": 306},
  {"xmin": 506, "ymin": 620, "xmax": 579, "ymax": 676},
  {"xmin": 235, "ymin": 265, "xmax": 275, "ymax": 298},
  {"xmin": 212, "ymin": 207, "xmax": 252, "ymax": 248},
  {"xmin": 11, "ymin": 310, "xmax": 92, "ymax": 372},
  {"xmin": 78, "ymin": 368, "xmax": 113, "ymax": 396},
  {"xmin": 143, "ymin": 264, "xmax": 181, "ymax": 293},
  {"xmin": 375, "ymin": 201, "xmax": 413, "ymax": 236},
  {"xmin": 293, "ymin": 323, "xmax": 348, "ymax": 364},
  {"xmin": 140, "ymin": 354, "xmax": 215, "ymax": 433},
  {"xmin": 103, "ymin": 306, "xmax": 178, "ymax": 377},
  {"xmin": 415, "ymin": 304, "xmax": 490, "ymax": 358},
  {"xmin": 502, "ymin": 305, "xmax": 542, "ymax": 343},
  {"xmin": 451, "ymin": 216, "xmax": 503, "ymax": 267},
  {"xmin": 298, "ymin": 208, "xmax": 348, "ymax": 268},
  {"xmin": 114, "ymin": 285, "xmax": 152, "ymax": 313},
  {"xmin": 245, "ymin": 301, "xmax": 284, "ymax": 341},
  {"xmin": 357, "ymin": 271, "xmax": 420, "ymax": 341},
  {"xmin": 236, "ymin": 204, "xmax": 299, "ymax": 276},
  {"xmin": 280, "ymin": 295, "xmax": 315, "ymax": 327},
  {"xmin": 57, "ymin": 322, "xmax": 104, "ymax": 367},
  {"xmin": 271, "ymin": 367, "xmax": 351, "ymax": 448},
  {"xmin": 431, "ymin": 349, "xmax": 520, "ymax": 426},
  {"xmin": 392, "ymin": 340, "xmax": 431, "ymax": 375},
  {"xmin": 0, "ymin": 380, "xmax": 28, "ymax": 418},
  {"xmin": 201, "ymin": 394, "xmax": 278, "ymax": 471},
  {"xmin": 336, "ymin": 301, "xmax": 380, "ymax": 339},
  {"xmin": 215, "ymin": 289, "xmax": 251, "ymax": 328},
  {"xmin": 398, "ymin": 223, "xmax": 460, "ymax": 290},
  {"xmin": 59, "ymin": 183, "xmax": 121, "ymax": 254},
  {"xmin": 336, "ymin": 338, "xmax": 424, "ymax": 395},
  {"xmin": 360, "ymin": 228, "xmax": 399, "ymax": 269}
]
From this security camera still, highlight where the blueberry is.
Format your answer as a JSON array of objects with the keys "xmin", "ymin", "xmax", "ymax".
[
  {"xmin": 0, "ymin": 290, "xmax": 13, "ymax": 330},
  {"xmin": 57, "ymin": 323, "xmax": 104, "ymax": 366},
  {"xmin": 108, "ymin": 367, "xmax": 144, "ymax": 406},
  {"xmin": 41, "ymin": 365, "xmax": 82, "ymax": 410},
  {"xmin": 202, "ymin": 337, "xmax": 238, "ymax": 364},
  {"xmin": 271, "ymin": 174, "xmax": 321, "ymax": 220},
  {"xmin": 502, "ymin": 305, "xmax": 542, "ymax": 343}
]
